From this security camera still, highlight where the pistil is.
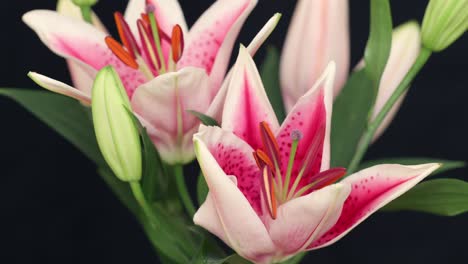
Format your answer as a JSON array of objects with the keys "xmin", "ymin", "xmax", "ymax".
[
  {"xmin": 147, "ymin": 7, "xmax": 167, "ymax": 73},
  {"xmin": 282, "ymin": 130, "xmax": 302, "ymax": 201}
]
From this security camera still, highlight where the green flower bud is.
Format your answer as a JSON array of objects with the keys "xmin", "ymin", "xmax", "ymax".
[
  {"xmin": 71, "ymin": 0, "xmax": 98, "ymax": 7},
  {"xmin": 422, "ymin": 0, "xmax": 468, "ymax": 52},
  {"xmin": 92, "ymin": 66, "xmax": 142, "ymax": 182}
]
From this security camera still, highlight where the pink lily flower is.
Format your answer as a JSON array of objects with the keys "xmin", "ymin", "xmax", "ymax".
[
  {"xmin": 193, "ymin": 46, "xmax": 439, "ymax": 263},
  {"xmin": 280, "ymin": 1, "xmax": 422, "ymax": 139},
  {"xmin": 22, "ymin": 0, "xmax": 257, "ymax": 164}
]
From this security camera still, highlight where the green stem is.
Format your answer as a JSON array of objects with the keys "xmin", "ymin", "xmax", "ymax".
[
  {"xmin": 79, "ymin": 6, "xmax": 93, "ymax": 24},
  {"xmin": 129, "ymin": 181, "xmax": 159, "ymax": 227},
  {"xmin": 347, "ymin": 47, "xmax": 432, "ymax": 174},
  {"xmin": 174, "ymin": 164, "xmax": 196, "ymax": 217}
]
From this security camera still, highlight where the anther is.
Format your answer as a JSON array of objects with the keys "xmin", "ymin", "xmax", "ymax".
[
  {"xmin": 171, "ymin": 24, "xmax": 184, "ymax": 63},
  {"xmin": 105, "ymin": 36, "xmax": 139, "ymax": 69},
  {"xmin": 114, "ymin": 12, "xmax": 140, "ymax": 58}
]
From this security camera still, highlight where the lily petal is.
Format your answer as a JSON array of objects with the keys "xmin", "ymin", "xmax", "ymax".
[
  {"xmin": 268, "ymin": 183, "xmax": 350, "ymax": 257},
  {"xmin": 131, "ymin": 67, "xmax": 210, "ymax": 164},
  {"xmin": 28, "ymin": 72, "xmax": 91, "ymax": 104},
  {"xmin": 276, "ymin": 62, "xmax": 335, "ymax": 190},
  {"xmin": 280, "ymin": 0, "xmax": 349, "ymax": 111},
  {"xmin": 206, "ymin": 13, "xmax": 281, "ymax": 123},
  {"xmin": 57, "ymin": 0, "xmax": 107, "ymax": 95},
  {"xmin": 23, "ymin": 10, "xmax": 146, "ymax": 97},
  {"xmin": 125, "ymin": 0, "xmax": 188, "ymax": 41},
  {"xmin": 177, "ymin": 0, "xmax": 257, "ymax": 92},
  {"xmin": 309, "ymin": 163, "xmax": 441, "ymax": 250},
  {"xmin": 372, "ymin": 21, "xmax": 421, "ymax": 141},
  {"xmin": 193, "ymin": 136, "xmax": 276, "ymax": 263},
  {"xmin": 196, "ymin": 126, "xmax": 263, "ymax": 214},
  {"xmin": 195, "ymin": 188, "xmax": 231, "ymax": 247},
  {"xmin": 222, "ymin": 46, "xmax": 279, "ymax": 150}
]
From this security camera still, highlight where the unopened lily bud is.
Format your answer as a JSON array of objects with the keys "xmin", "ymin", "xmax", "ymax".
[
  {"xmin": 72, "ymin": 0, "xmax": 98, "ymax": 7},
  {"xmin": 422, "ymin": 0, "xmax": 468, "ymax": 52},
  {"xmin": 92, "ymin": 66, "xmax": 142, "ymax": 182}
]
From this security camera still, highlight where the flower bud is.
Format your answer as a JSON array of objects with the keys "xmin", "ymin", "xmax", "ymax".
[
  {"xmin": 72, "ymin": 0, "xmax": 98, "ymax": 7},
  {"xmin": 92, "ymin": 66, "xmax": 142, "ymax": 182},
  {"xmin": 422, "ymin": 0, "xmax": 468, "ymax": 52}
]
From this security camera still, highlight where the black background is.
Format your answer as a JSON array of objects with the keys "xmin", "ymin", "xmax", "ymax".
[{"xmin": 1, "ymin": 0, "xmax": 467, "ymax": 263}]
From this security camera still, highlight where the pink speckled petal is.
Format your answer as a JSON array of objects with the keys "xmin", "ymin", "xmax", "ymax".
[
  {"xmin": 309, "ymin": 163, "xmax": 440, "ymax": 250},
  {"xmin": 28, "ymin": 72, "xmax": 91, "ymax": 105},
  {"xmin": 23, "ymin": 10, "xmax": 146, "ymax": 97},
  {"xmin": 193, "ymin": 136, "xmax": 276, "ymax": 263},
  {"xmin": 222, "ymin": 46, "xmax": 279, "ymax": 150},
  {"xmin": 206, "ymin": 13, "xmax": 281, "ymax": 123},
  {"xmin": 131, "ymin": 67, "xmax": 210, "ymax": 164},
  {"xmin": 280, "ymin": 0, "xmax": 349, "ymax": 111},
  {"xmin": 276, "ymin": 62, "xmax": 335, "ymax": 190},
  {"xmin": 177, "ymin": 0, "xmax": 257, "ymax": 93},
  {"xmin": 196, "ymin": 126, "xmax": 263, "ymax": 214},
  {"xmin": 268, "ymin": 183, "xmax": 349, "ymax": 257}
]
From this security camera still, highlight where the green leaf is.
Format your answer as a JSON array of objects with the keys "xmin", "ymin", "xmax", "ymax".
[
  {"xmin": 197, "ymin": 172, "xmax": 209, "ymax": 206},
  {"xmin": 280, "ymin": 252, "xmax": 306, "ymax": 264},
  {"xmin": 0, "ymin": 88, "xmax": 104, "ymax": 165},
  {"xmin": 331, "ymin": 70, "xmax": 374, "ymax": 167},
  {"xmin": 260, "ymin": 46, "xmax": 286, "ymax": 122},
  {"xmin": 188, "ymin": 110, "xmax": 220, "ymax": 127},
  {"xmin": 364, "ymin": 0, "xmax": 393, "ymax": 88},
  {"xmin": 360, "ymin": 158, "xmax": 465, "ymax": 175},
  {"xmin": 383, "ymin": 179, "xmax": 468, "ymax": 216}
]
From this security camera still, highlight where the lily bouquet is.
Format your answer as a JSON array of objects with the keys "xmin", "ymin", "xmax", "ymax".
[{"xmin": 2, "ymin": 0, "xmax": 467, "ymax": 263}]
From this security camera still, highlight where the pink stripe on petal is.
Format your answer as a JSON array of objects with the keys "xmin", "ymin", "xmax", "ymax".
[
  {"xmin": 196, "ymin": 126, "xmax": 263, "ymax": 215},
  {"xmin": 222, "ymin": 46, "xmax": 279, "ymax": 150},
  {"xmin": 276, "ymin": 92, "xmax": 326, "ymax": 190},
  {"xmin": 276, "ymin": 63, "xmax": 335, "ymax": 193},
  {"xmin": 23, "ymin": 11, "xmax": 146, "ymax": 97},
  {"xmin": 309, "ymin": 163, "xmax": 440, "ymax": 250}
]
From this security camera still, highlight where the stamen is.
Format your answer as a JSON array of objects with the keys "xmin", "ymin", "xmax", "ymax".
[
  {"xmin": 292, "ymin": 168, "xmax": 347, "ymax": 198},
  {"xmin": 171, "ymin": 24, "xmax": 184, "ymax": 63},
  {"xmin": 259, "ymin": 121, "xmax": 283, "ymax": 194},
  {"xmin": 105, "ymin": 36, "xmax": 139, "ymax": 69},
  {"xmin": 261, "ymin": 167, "xmax": 277, "ymax": 219},
  {"xmin": 282, "ymin": 130, "xmax": 302, "ymax": 200},
  {"xmin": 114, "ymin": 12, "xmax": 140, "ymax": 58},
  {"xmin": 259, "ymin": 122, "xmax": 281, "ymax": 169},
  {"xmin": 287, "ymin": 124, "xmax": 325, "ymax": 200},
  {"xmin": 147, "ymin": 10, "xmax": 167, "ymax": 72},
  {"xmin": 253, "ymin": 149, "xmax": 273, "ymax": 170},
  {"xmin": 137, "ymin": 19, "xmax": 160, "ymax": 72}
]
